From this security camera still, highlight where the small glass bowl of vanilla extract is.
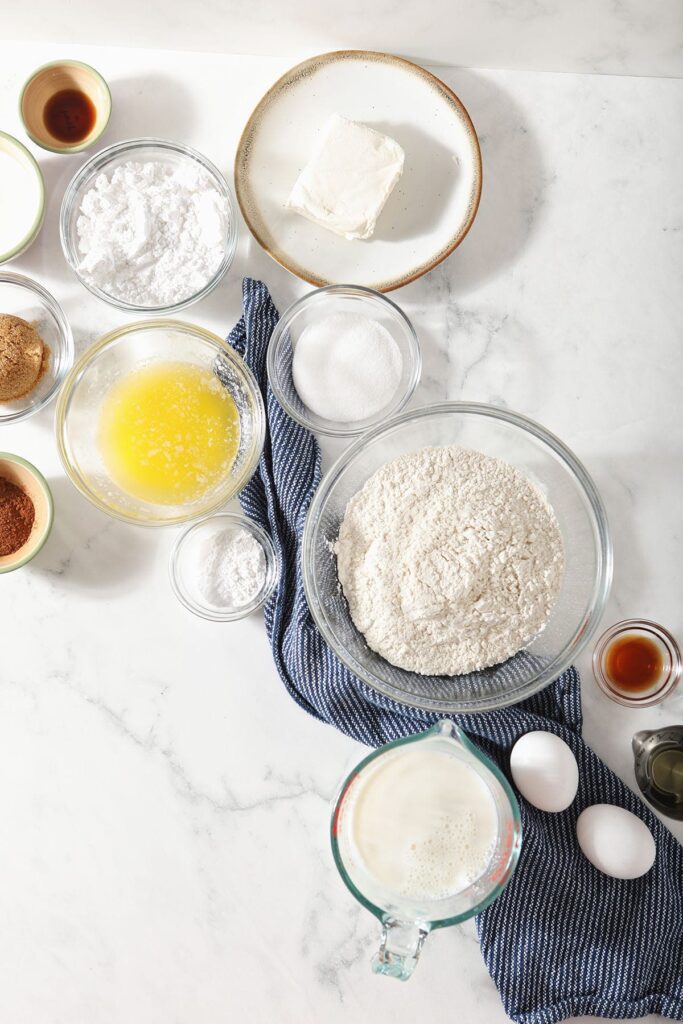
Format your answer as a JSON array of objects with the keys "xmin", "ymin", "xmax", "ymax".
[{"xmin": 593, "ymin": 618, "xmax": 682, "ymax": 707}]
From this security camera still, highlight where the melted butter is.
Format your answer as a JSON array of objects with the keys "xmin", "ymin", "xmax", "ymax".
[{"xmin": 98, "ymin": 361, "xmax": 240, "ymax": 505}]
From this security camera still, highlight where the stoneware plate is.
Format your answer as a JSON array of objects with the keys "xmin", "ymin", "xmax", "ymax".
[{"xmin": 235, "ymin": 50, "xmax": 482, "ymax": 292}]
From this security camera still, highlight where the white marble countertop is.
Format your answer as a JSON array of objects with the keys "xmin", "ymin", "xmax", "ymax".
[
  {"xmin": 0, "ymin": 41, "xmax": 682, "ymax": 1024},
  {"xmin": 8, "ymin": 0, "xmax": 683, "ymax": 78}
]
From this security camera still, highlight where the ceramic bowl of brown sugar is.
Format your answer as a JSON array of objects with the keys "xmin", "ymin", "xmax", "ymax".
[{"xmin": 0, "ymin": 453, "xmax": 53, "ymax": 573}]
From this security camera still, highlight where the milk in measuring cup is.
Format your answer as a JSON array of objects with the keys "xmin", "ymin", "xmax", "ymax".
[{"xmin": 344, "ymin": 746, "xmax": 498, "ymax": 900}]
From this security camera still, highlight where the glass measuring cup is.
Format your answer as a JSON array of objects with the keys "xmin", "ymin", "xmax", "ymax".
[{"xmin": 331, "ymin": 720, "xmax": 522, "ymax": 980}]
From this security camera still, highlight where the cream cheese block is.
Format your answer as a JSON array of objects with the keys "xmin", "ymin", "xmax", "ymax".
[{"xmin": 286, "ymin": 114, "xmax": 405, "ymax": 241}]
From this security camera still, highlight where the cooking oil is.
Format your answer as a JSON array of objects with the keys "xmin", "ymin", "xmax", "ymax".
[{"xmin": 632, "ymin": 726, "xmax": 683, "ymax": 820}]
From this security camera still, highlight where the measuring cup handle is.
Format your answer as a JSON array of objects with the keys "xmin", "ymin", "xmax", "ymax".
[{"xmin": 372, "ymin": 919, "xmax": 430, "ymax": 981}]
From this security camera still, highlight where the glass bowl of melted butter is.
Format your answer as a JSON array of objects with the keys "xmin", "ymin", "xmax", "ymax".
[{"xmin": 56, "ymin": 321, "xmax": 265, "ymax": 526}]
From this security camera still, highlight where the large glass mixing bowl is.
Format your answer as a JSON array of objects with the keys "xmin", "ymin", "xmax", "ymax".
[{"xmin": 302, "ymin": 403, "xmax": 612, "ymax": 713}]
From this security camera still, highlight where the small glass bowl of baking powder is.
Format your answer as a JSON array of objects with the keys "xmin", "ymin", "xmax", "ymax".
[
  {"xmin": 60, "ymin": 137, "xmax": 238, "ymax": 314},
  {"xmin": 169, "ymin": 512, "xmax": 279, "ymax": 621}
]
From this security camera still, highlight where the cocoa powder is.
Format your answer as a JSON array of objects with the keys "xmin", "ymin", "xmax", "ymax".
[{"xmin": 0, "ymin": 476, "xmax": 35, "ymax": 556}]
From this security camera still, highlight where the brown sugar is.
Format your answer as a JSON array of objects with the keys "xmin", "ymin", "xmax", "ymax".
[
  {"xmin": 0, "ymin": 314, "xmax": 47, "ymax": 402},
  {"xmin": 0, "ymin": 477, "xmax": 35, "ymax": 556}
]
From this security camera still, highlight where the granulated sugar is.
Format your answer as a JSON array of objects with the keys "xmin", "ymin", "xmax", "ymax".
[{"xmin": 292, "ymin": 312, "xmax": 403, "ymax": 422}]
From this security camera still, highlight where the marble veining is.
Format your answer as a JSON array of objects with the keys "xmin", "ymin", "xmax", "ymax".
[{"xmin": 0, "ymin": 41, "xmax": 681, "ymax": 1024}]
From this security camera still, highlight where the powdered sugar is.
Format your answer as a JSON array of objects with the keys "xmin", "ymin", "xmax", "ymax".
[
  {"xmin": 334, "ymin": 446, "xmax": 565, "ymax": 676},
  {"xmin": 75, "ymin": 159, "xmax": 228, "ymax": 306}
]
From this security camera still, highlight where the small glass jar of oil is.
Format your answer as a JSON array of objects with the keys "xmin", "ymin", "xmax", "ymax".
[{"xmin": 633, "ymin": 726, "xmax": 683, "ymax": 821}]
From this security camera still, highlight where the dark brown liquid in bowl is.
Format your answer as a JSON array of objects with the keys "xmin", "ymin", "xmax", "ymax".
[
  {"xmin": 605, "ymin": 634, "xmax": 663, "ymax": 693},
  {"xmin": 43, "ymin": 89, "xmax": 96, "ymax": 143}
]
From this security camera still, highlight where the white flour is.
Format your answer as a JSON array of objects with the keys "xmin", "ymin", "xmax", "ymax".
[
  {"xmin": 334, "ymin": 446, "xmax": 565, "ymax": 675},
  {"xmin": 76, "ymin": 160, "xmax": 228, "ymax": 306}
]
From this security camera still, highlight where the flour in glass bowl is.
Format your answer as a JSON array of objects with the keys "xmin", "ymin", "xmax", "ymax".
[
  {"xmin": 75, "ymin": 160, "xmax": 228, "ymax": 306},
  {"xmin": 334, "ymin": 446, "xmax": 565, "ymax": 676}
]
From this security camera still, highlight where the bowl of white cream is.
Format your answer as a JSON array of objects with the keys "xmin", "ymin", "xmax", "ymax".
[{"xmin": 0, "ymin": 132, "xmax": 45, "ymax": 265}]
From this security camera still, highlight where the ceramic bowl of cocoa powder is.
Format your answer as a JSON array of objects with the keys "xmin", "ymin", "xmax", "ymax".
[{"xmin": 0, "ymin": 453, "xmax": 53, "ymax": 573}]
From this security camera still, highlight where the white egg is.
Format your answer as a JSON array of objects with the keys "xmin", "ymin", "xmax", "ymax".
[
  {"xmin": 510, "ymin": 731, "xmax": 579, "ymax": 812},
  {"xmin": 576, "ymin": 804, "xmax": 656, "ymax": 879}
]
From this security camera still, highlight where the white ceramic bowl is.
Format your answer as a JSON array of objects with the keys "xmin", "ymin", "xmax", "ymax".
[
  {"xmin": 0, "ymin": 132, "xmax": 45, "ymax": 264},
  {"xmin": 235, "ymin": 50, "xmax": 482, "ymax": 291},
  {"xmin": 0, "ymin": 453, "xmax": 53, "ymax": 573}
]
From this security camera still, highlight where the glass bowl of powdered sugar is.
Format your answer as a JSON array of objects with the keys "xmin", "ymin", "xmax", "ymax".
[
  {"xmin": 60, "ymin": 138, "xmax": 237, "ymax": 314},
  {"xmin": 169, "ymin": 512, "xmax": 279, "ymax": 621}
]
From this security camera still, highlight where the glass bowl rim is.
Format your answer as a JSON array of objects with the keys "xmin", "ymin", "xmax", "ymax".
[
  {"xmin": 302, "ymin": 400, "xmax": 613, "ymax": 713},
  {"xmin": 55, "ymin": 319, "xmax": 266, "ymax": 528},
  {"xmin": 266, "ymin": 283, "xmax": 422, "ymax": 437},
  {"xmin": 0, "ymin": 131, "xmax": 46, "ymax": 264},
  {"xmin": 59, "ymin": 136, "xmax": 238, "ymax": 314},
  {"xmin": 330, "ymin": 720, "xmax": 522, "ymax": 928},
  {"xmin": 592, "ymin": 618, "xmax": 682, "ymax": 708},
  {"xmin": 169, "ymin": 511, "xmax": 279, "ymax": 621},
  {"xmin": 0, "ymin": 270, "xmax": 74, "ymax": 423}
]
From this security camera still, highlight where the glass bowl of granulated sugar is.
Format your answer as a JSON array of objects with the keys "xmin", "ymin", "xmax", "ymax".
[
  {"xmin": 267, "ymin": 284, "xmax": 421, "ymax": 436},
  {"xmin": 302, "ymin": 402, "xmax": 613, "ymax": 714},
  {"xmin": 60, "ymin": 138, "xmax": 237, "ymax": 314}
]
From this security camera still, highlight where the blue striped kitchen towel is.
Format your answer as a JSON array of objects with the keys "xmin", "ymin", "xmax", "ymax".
[{"xmin": 229, "ymin": 278, "xmax": 683, "ymax": 1023}]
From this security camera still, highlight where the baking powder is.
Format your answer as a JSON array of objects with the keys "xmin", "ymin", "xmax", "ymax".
[{"xmin": 192, "ymin": 527, "xmax": 266, "ymax": 609}]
